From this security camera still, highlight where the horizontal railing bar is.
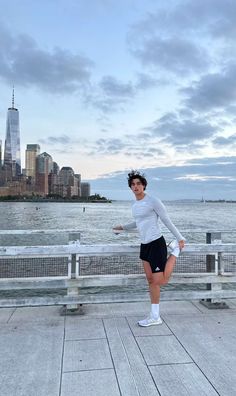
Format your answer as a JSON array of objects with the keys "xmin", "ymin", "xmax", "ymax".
[
  {"xmin": 1, "ymin": 243, "xmax": 236, "ymax": 257},
  {"xmin": 0, "ymin": 274, "xmax": 235, "ymax": 291},
  {"xmin": 1, "ymin": 229, "xmax": 236, "ymax": 235},
  {"xmin": 0, "ymin": 289, "xmax": 236, "ymax": 307},
  {"xmin": 0, "ymin": 229, "xmax": 82, "ymax": 235}
]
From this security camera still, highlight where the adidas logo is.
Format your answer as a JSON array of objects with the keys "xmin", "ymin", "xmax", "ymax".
[{"xmin": 155, "ymin": 266, "xmax": 160, "ymax": 271}]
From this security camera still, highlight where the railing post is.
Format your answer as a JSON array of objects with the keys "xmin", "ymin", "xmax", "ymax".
[
  {"xmin": 200, "ymin": 232, "xmax": 228, "ymax": 309},
  {"xmin": 61, "ymin": 232, "xmax": 84, "ymax": 315}
]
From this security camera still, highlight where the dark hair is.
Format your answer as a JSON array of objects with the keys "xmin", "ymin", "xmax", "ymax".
[{"xmin": 127, "ymin": 170, "xmax": 147, "ymax": 190}]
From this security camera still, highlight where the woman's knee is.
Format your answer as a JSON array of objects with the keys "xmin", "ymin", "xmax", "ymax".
[
  {"xmin": 146, "ymin": 274, "xmax": 154, "ymax": 285},
  {"xmin": 151, "ymin": 273, "xmax": 166, "ymax": 286}
]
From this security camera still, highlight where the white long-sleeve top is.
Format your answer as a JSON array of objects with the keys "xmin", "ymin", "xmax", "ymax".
[{"xmin": 123, "ymin": 194, "xmax": 184, "ymax": 244}]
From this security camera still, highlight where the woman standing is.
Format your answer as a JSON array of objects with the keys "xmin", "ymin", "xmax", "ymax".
[{"xmin": 113, "ymin": 170, "xmax": 185, "ymax": 327}]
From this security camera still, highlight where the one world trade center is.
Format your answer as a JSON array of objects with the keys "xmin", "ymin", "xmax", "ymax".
[{"xmin": 4, "ymin": 88, "xmax": 21, "ymax": 177}]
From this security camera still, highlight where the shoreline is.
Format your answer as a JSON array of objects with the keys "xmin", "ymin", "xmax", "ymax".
[{"xmin": 0, "ymin": 198, "xmax": 112, "ymax": 203}]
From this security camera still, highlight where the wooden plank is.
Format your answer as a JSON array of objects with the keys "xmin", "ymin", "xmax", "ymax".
[{"xmin": 104, "ymin": 317, "xmax": 160, "ymax": 396}]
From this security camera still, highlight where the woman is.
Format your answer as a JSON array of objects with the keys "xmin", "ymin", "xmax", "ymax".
[{"xmin": 113, "ymin": 170, "xmax": 185, "ymax": 327}]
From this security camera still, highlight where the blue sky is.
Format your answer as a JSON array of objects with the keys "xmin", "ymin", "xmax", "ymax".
[{"xmin": 0, "ymin": 0, "xmax": 236, "ymax": 200}]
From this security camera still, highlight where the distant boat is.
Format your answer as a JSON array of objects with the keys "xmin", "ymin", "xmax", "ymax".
[{"xmin": 201, "ymin": 196, "xmax": 205, "ymax": 203}]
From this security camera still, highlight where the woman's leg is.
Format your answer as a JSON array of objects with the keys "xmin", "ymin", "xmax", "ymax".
[
  {"xmin": 139, "ymin": 261, "xmax": 164, "ymax": 325},
  {"xmin": 163, "ymin": 254, "xmax": 177, "ymax": 283},
  {"xmin": 143, "ymin": 261, "xmax": 164, "ymax": 303}
]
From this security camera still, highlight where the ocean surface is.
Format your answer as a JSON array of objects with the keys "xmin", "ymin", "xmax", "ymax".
[{"xmin": 0, "ymin": 200, "xmax": 236, "ymax": 245}]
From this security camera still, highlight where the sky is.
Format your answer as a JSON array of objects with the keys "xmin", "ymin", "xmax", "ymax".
[{"xmin": 0, "ymin": 0, "xmax": 236, "ymax": 200}]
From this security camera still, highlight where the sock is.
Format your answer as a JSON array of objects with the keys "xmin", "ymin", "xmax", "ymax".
[{"xmin": 151, "ymin": 304, "xmax": 160, "ymax": 319}]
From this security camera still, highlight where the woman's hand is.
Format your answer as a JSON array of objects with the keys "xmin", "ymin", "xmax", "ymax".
[
  {"xmin": 113, "ymin": 225, "xmax": 123, "ymax": 231},
  {"xmin": 178, "ymin": 240, "xmax": 185, "ymax": 250}
]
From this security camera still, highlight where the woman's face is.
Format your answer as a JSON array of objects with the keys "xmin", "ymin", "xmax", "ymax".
[{"xmin": 130, "ymin": 178, "xmax": 145, "ymax": 198}]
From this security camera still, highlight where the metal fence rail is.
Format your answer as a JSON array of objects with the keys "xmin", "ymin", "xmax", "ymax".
[{"xmin": 0, "ymin": 239, "xmax": 236, "ymax": 308}]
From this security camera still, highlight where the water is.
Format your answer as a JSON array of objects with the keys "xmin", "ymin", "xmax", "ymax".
[{"xmin": 0, "ymin": 200, "xmax": 236, "ymax": 244}]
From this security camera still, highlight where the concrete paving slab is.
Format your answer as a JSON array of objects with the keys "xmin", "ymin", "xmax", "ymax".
[
  {"xmin": 63, "ymin": 339, "xmax": 113, "ymax": 372},
  {"xmin": 150, "ymin": 363, "xmax": 218, "ymax": 396},
  {"xmin": 0, "ymin": 307, "xmax": 15, "ymax": 323},
  {"xmin": 127, "ymin": 316, "xmax": 172, "ymax": 336},
  {"xmin": 160, "ymin": 300, "xmax": 202, "ymax": 315},
  {"xmin": 65, "ymin": 317, "xmax": 106, "ymax": 340},
  {"xmin": 0, "ymin": 301, "xmax": 235, "ymax": 396},
  {"xmin": 165, "ymin": 313, "xmax": 236, "ymax": 396},
  {"xmin": 136, "ymin": 335, "xmax": 192, "ymax": 365},
  {"xmin": 0, "ymin": 321, "xmax": 63, "ymax": 396},
  {"xmin": 109, "ymin": 301, "xmax": 150, "ymax": 316},
  {"xmin": 61, "ymin": 370, "xmax": 120, "ymax": 396},
  {"xmin": 104, "ymin": 317, "xmax": 161, "ymax": 396},
  {"xmin": 9, "ymin": 306, "xmax": 63, "ymax": 323}
]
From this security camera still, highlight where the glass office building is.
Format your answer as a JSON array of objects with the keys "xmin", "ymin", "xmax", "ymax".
[
  {"xmin": 25, "ymin": 144, "xmax": 40, "ymax": 181},
  {"xmin": 0, "ymin": 139, "xmax": 2, "ymax": 166},
  {"xmin": 3, "ymin": 90, "xmax": 21, "ymax": 177}
]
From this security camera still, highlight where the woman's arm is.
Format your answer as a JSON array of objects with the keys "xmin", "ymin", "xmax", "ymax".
[
  {"xmin": 113, "ymin": 221, "xmax": 136, "ymax": 231},
  {"xmin": 151, "ymin": 196, "xmax": 185, "ymax": 241}
]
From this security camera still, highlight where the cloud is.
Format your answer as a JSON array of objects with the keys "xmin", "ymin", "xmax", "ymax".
[
  {"xmin": 85, "ymin": 75, "xmax": 136, "ymax": 114},
  {"xmin": 130, "ymin": 0, "xmax": 236, "ymax": 40},
  {"xmin": 144, "ymin": 112, "xmax": 219, "ymax": 145},
  {"xmin": 130, "ymin": 36, "xmax": 209, "ymax": 75},
  {"xmin": 95, "ymin": 137, "xmax": 126, "ymax": 154},
  {"xmin": 135, "ymin": 73, "xmax": 159, "ymax": 90},
  {"xmin": 213, "ymin": 133, "xmax": 236, "ymax": 147},
  {"xmin": 99, "ymin": 76, "xmax": 135, "ymax": 98},
  {"xmin": 128, "ymin": 0, "xmax": 236, "ymax": 80},
  {"xmin": 89, "ymin": 155, "xmax": 236, "ymax": 200},
  {"xmin": 0, "ymin": 25, "xmax": 93, "ymax": 93},
  {"xmin": 38, "ymin": 135, "xmax": 71, "ymax": 145},
  {"xmin": 181, "ymin": 65, "xmax": 236, "ymax": 112}
]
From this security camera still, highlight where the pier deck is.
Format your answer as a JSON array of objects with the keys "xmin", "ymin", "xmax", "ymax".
[{"xmin": 0, "ymin": 299, "xmax": 236, "ymax": 396}]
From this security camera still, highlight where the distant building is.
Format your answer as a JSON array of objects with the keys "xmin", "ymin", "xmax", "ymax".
[
  {"xmin": 81, "ymin": 182, "xmax": 90, "ymax": 198},
  {"xmin": 59, "ymin": 166, "xmax": 74, "ymax": 186},
  {"xmin": 75, "ymin": 173, "xmax": 81, "ymax": 197},
  {"xmin": 25, "ymin": 144, "xmax": 40, "ymax": 182},
  {"xmin": 36, "ymin": 152, "xmax": 53, "ymax": 196},
  {"xmin": 3, "ymin": 88, "xmax": 21, "ymax": 178},
  {"xmin": 0, "ymin": 139, "xmax": 2, "ymax": 166},
  {"xmin": 58, "ymin": 166, "xmax": 78, "ymax": 197},
  {"xmin": 52, "ymin": 161, "xmax": 60, "ymax": 175}
]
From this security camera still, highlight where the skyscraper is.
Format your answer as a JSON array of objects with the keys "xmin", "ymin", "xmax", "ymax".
[
  {"xmin": 36, "ymin": 152, "xmax": 53, "ymax": 195},
  {"xmin": 3, "ymin": 88, "xmax": 21, "ymax": 177},
  {"xmin": 25, "ymin": 144, "xmax": 40, "ymax": 181},
  {"xmin": 0, "ymin": 139, "xmax": 2, "ymax": 166}
]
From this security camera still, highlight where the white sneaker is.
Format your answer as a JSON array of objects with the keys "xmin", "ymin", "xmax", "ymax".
[
  {"xmin": 167, "ymin": 239, "xmax": 180, "ymax": 257},
  {"xmin": 138, "ymin": 316, "xmax": 163, "ymax": 327}
]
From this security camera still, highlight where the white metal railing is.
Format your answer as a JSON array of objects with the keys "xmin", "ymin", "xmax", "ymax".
[{"xmin": 0, "ymin": 239, "xmax": 236, "ymax": 308}]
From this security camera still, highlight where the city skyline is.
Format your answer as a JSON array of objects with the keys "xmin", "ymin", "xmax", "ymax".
[{"xmin": 0, "ymin": 0, "xmax": 236, "ymax": 200}]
